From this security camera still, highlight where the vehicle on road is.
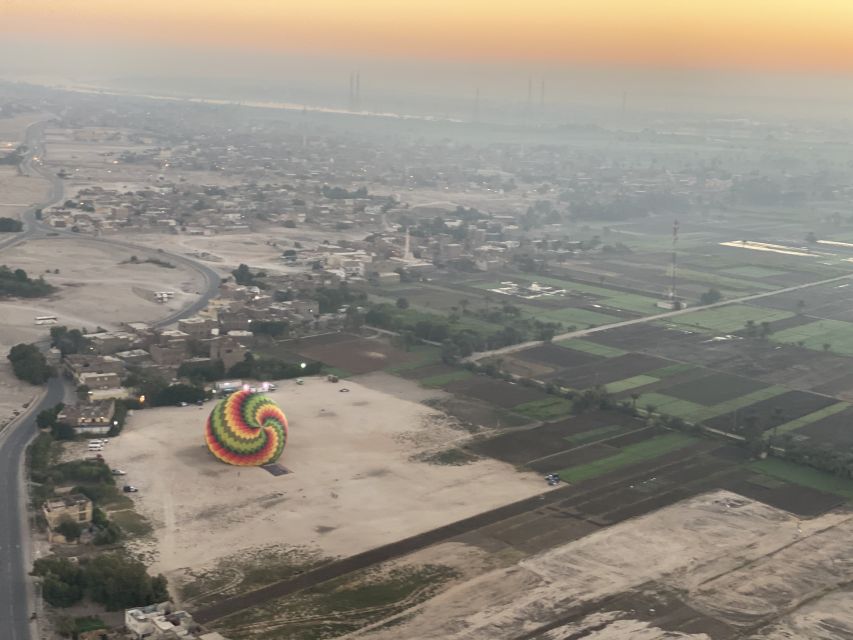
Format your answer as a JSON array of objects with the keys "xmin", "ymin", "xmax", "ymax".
[
  {"xmin": 111, "ymin": 469, "xmax": 126, "ymax": 476},
  {"xmin": 123, "ymin": 485, "xmax": 139, "ymax": 493},
  {"xmin": 339, "ymin": 388, "xmax": 350, "ymax": 393}
]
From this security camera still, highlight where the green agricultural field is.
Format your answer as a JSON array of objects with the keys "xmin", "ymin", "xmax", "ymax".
[
  {"xmin": 751, "ymin": 458, "xmax": 853, "ymax": 499},
  {"xmin": 666, "ymin": 304, "xmax": 794, "ymax": 334},
  {"xmin": 771, "ymin": 319, "xmax": 853, "ymax": 356},
  {"xmin": 771, "ymin": 402, "xmax": 849, "ymax": 436},
  {"xmin": 393, "ymin": 305, "xmax": 501, "ymax": 334},
  {"xmin": 514, "ymin": 396, "xmax": 574, "ymax": 421},
  {"xmin": 538, "ymin": 307, "xmax": 621, "ymax": 327},
  {"xmin": 645, "ymin": 363, "xmax": 696, "ymax": 378},
  {"xmin": 637, "ymin": 385, "xmax": 787, "ymax": 423},
  {"xmin": 385, "ymin": 345, "xmax": 442, "ymax": 374},
  {"xmin": 675, "ymin": 268, "xmax": 777, "ymax": 292},
  {"xmin": 419, "ymin": 370, "xmax": 472, "ymax": 388},
  {"xmin": 563, "ymin": 424, "xmax": 632, "ymax": 446},
  {"xmin": 558, "ymin": 433, "xmax": 698, "ymax": 483},
  {"xmin": 720, "ymin": 266, "xmax": 789, "ymax": 278},
  {"xmin": 557, "ymin": 339, "xmax": 628, "ymax": 358},
  {"xmin": 605, "ymin": 375, "xmax": 659, "ymax": 394}
]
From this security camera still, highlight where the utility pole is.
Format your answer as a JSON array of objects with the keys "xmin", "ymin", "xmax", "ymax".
[{"xmin": 670, "ymin": 219, "xmax": 679, "ymax": 306}]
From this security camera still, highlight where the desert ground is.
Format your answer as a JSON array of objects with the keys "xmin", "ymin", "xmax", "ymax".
[
  {"xmin": 130, "ymin": 225, "xmax": 370, "ymax": 276},
  {"xmin": 0, "ymin": 237, "xmax": 205, "ymax": 339},
  {"xmin": 0, "ymin": 237, "xmax": 203, "ymax": 427},
  {"xmin": 0, "ymin": 166, "xmax": 50, "ymax": 222},
  {"xmin": 101, "ymin": 374, "xmax": 547, "ymax": 583},
  {"xmin": 358, "ymin": 491, "xmax": 853, "ymax": 640}
]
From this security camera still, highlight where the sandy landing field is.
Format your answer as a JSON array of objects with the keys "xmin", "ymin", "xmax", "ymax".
[
  {"xmin": 103, "ymin": 375, "xmax": 546, "ymax": 580},
  {"xmin": 362, "ymin": 492, "xmax": 853, "ymax": 640}
]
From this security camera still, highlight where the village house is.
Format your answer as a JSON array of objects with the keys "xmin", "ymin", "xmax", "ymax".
[
  {"xmin": 57, "ymin": 400, "xmax": 116, "ymax": 436},
  {"xmin": 42, "ymin": 494, "xmax": 93, "ymax": 543}
]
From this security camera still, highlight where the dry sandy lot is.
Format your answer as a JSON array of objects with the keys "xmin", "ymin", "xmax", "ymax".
[
  {"xmin": 0, "ymin": 237, "xmax": 203, "ymax": 425},
  {"xmin": 133, "ymin": 224, "xmax": 369, "ymax": 276},
  {"xmin": 103, "ymin": 375, "xmax": 546, "ymax": 580},
  {"xmin": 361, "ymin": 492, "xmax": 853, "ymax": 640},
  {"xmin": 0, "ymin": 237, "xmax": 204, "ymax": 340},
  {"xmin": 0, "ymin": 166, "xmax": 50, "ymax": 221},
  {"xmin": 0, "ymin": 112, "xmax": 49, "ymax": 144}
]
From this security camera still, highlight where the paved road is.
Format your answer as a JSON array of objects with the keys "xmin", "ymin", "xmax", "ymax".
[
  {"xmin": 0, "ymin": 378, "xmax": 67, "ymax": 640},
  {"xmin": 0, "ymin": 119, "xmax": 222, "ymax": 640},
  {"xmin": 469, "ymin": 272, "xmax": 853, "ymax": 362}
]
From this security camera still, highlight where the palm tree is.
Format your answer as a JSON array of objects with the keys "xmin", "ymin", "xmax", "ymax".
[{"xmin": 630, "ymin": 392, "xmax": 640, "ymax": 411}]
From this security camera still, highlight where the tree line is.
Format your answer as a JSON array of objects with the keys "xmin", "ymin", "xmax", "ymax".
[{"xmin": 0, "ymin": 265, "xmax": 56, "ymax": 298}]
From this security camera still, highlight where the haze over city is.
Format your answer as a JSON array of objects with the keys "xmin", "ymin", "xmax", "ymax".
[
  {"xmin": 6, "ymin": 1, "xmax": 853, "ymax": 119},
  {"xmin": 3, "ymin": 2, "xmax": 853, "ymax": 640}
]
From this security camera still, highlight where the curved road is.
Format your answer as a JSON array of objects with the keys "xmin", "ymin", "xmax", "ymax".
[{"xmin": 0, "ymin": 119, "xmax": 222, "ymax": 639}]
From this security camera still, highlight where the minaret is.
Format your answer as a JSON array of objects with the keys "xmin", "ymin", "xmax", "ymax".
[{"xmin": 403, "ymin": 228, "xmax": 413, "ymax": 261}]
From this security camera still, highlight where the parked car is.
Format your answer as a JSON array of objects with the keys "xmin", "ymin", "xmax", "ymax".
[
  {"xmin": 122, "ymin": 485, "xmax": 139, "ymax": 493},
  {"xmin": 339, "ymin": 388, "xmax": 350, "ymax": 393},
  {"xmin": 111, "ymin": 469, "xmax": 126, "ymax": 476}
]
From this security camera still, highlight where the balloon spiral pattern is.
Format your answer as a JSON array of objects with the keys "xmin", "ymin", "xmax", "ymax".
[{"xmin": 205, "ymin": 390, "xmax": 287, "ymax": 466}]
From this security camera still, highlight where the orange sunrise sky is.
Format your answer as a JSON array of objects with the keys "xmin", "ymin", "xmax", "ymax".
[{"xmin": 4, "ymin": 0, "xmax": 853, "ymax": 72}]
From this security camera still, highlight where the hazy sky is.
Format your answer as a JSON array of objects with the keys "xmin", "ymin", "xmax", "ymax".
[
  {"xmin": 5, "ymin": 0, "xmax": 853, "ymax": 71},
  {"xmin": 4, "ymin": 1, "xmax": 853, "ymax": 119}
]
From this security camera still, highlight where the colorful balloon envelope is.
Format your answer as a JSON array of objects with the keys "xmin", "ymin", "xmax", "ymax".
[{"xmin": 205, "ymin": 390, "xmax": 287, "ymax": 466}]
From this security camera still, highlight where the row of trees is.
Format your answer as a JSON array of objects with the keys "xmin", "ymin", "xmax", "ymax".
[
  {"xmin": 365, "ymin": 303, "xmax": 558, "ymax": 361},
  {"xmin": 32, "ymin": 554, "xmax": 168, "ymax": 610},
  {"xmin": 0, "ymin": 265, "xmax": 56, "ymax": 298},
  {"xmin": 227, "ymin": 353, "xmax": 322, "ymax": 380},
  {"xmin": 124, "ymin": 368, "xmax": 208, "ymax": 407},
  {"xmin": 321, "ymin": 184, "xmax": 368, "ymax": 200},
  {"xmin": 49, "ymin": 326, "xmax": 91, "ymax": 355},
  {"xmin": 0, "ymin": 216, "xmax": 23, "ymax": 232},
  {"xmin": 232, "ymin": 263, "xmax": 267, "ymax": 287},
  {"xmin": 8, "ymin": 343, "xmax": 53, "ymax": 384}
]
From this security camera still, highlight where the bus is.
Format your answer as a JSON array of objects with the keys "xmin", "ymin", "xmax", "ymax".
[{"xmin": 34, "ymin": 315, "xmax": 58, "ymax": 325}]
